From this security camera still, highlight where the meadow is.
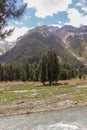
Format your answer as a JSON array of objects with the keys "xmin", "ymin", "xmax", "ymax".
[{"xmin": 0, "ymin": 79, "xmax": 87, "ymax": 116}]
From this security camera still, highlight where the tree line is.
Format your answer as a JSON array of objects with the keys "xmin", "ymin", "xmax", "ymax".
[{"xmin": 0, "ymin": 51, "xmax": 86, "ymax": 84}]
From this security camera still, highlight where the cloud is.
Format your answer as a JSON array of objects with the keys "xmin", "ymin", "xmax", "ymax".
[
  {"xmin": 50, "ymin": 24, "xmax": 62, "ymax": 28},
  {"xmin": 24, "ymin": 0, "xmax": 72, "ymax": 18},
  {"xmin": 15, "ymin": 21, "xmax": 23, "ymax": 25},
  {"xmin": 37, "ymin": 22, "xmax": 43, "ymax": 26},
  {"xmin": 50, "ymin": 21, "xmax": 62, "ymax": 28},
  {"xmin": 6, "ymin": 26, "xmax": 29, "ymax": 42},
  {"xmin": 76, "ymin": 0, "xmax": 87, "ymax": 7},
  {"xmin": 82, "ymin": 7, "xmax": 87, "ymax": 13},
  {"xmin": 76, "ymin": 2, "xmax": 83, "ymax": 7},
  {"xmin": 75, "ymin": 0, "xmax": 87, "ymax": 16},
  {"xmin": 24, "ymin": 16, "xmax": 31, "ymax": 19},
  {"xmin": 65, "ymin": 8, "xmax": 87, "ymax": 27}
]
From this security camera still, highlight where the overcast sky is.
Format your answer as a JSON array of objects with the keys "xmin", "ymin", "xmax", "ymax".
[{"xmin": 6, "ymin": 0, "xmax": 87, "ymax": 42}]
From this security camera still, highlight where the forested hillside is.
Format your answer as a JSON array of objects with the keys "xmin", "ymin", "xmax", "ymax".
[
  {"xmin": 0, "ymin": 25, "xmax": 86, "ymax": 67},
  {"xmin": 0, "ymin": 51, "xmax": 86, "ymax": 83},
  {"xmin": 0, "ymin": 24, "xmax": 87, "ymax": 85}
]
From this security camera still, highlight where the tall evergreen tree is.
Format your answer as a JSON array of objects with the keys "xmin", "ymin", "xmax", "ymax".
[
  {"xmin": 47, "ymin": 51, "xmax": 59, "ymax": 85},
  {"xmin": 32, "ymin": 63, "xmax": 39, "ymax": 81},
  {"xmin": 24, "ymin": 63, "xmax": 30, "ymax": 81},
  {"xmin": 47, "ymin": 51, "xmax": 54, "ymax": 85},
  {"xmin": 52, "ymin": 52, "xmax": 59, "ymax": 84},
  {"xmin": 39, "ymin": 54, "xmax": 48, "ymax": 85}
]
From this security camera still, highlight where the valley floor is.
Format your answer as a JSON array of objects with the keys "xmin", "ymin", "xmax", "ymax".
[{"xmin": 0, "ymin": 79, "xmax": 87, "ymax": 116}]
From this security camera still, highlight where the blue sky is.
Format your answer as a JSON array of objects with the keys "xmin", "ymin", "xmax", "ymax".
[{"xmin": 6, "ymin": 0, "xmax": 87, "ymax": 41}]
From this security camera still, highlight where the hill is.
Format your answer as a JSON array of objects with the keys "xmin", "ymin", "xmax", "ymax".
[
  {"xmin": 0, "ymin": 40, "xmax": 15, "ymax": 56},
  {"xmin": 0, "ymin": 25, "xmax": 87, "ymax": 66},
  {"xmin": 57, "ymin": 25, "xmax": 87, "ymax": 66}
]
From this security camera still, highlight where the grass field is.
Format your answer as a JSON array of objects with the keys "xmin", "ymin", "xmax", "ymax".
[{"xmin": 0, "ymin": 79, "xmax": 87, "ymax": 115}]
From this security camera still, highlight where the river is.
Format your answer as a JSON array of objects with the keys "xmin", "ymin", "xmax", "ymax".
[{"xmin": 0, "ymin": 107, "xmax": 87, "ymax": 130}]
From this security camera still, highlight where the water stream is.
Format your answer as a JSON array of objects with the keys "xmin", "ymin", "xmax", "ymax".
[{"xmin": 0, "ymin": 107, "xmax": 87, "ymax": 130}]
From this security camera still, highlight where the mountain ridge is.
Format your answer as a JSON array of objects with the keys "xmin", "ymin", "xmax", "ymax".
[{"xmin": 0, "ymin": 25, "xmax": 87, "ymax": 66}]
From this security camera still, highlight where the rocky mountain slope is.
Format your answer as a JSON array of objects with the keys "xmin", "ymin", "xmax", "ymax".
[
  {"xmin": 57, "ymin": 25, "xmax": 87, "ymax": 66},
  {"xmin": 0, "ymin": 40, "xmax": 16, "ymax": 56},
  {"xmin": 0, "ymin": 25, "xmax": 87, "ymax": 66}
]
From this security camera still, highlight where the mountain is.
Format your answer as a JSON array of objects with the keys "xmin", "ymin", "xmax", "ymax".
[
  {"xmin": 57, "ymin": 25, "xmax": 87, "ymax": 66},
  {"xmin": 0, "ymin": 40, "xmax": 16, "ymax": 56},
  {"xmin": 0, "ymin": 25, "xmax": 87, "ymax": 66}
]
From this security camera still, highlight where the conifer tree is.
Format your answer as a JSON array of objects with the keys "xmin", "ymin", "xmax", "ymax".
[
  {"xmin": 47, "ymin": 51, "xmax": 59, "ymax": 85},
  {"xmin": 39, "ymin": 54, "xmax": 48, "ymax": 85},
  {"xmin": 52, "ymin": 52, "xmax": 59, "ymax": 84},
  {"xmin": 47, "ymin": 51, "xmax": 54, "ymax": 85},
  {"xmin": 0, "ymin": 0, "xmax": 27, "ymax": 39}
]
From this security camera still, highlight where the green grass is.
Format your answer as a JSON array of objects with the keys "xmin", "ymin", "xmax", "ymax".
[
  {"xmin": 0, "ymin": 81, "xmax": 87, "ymax": 105},
  {"xmin": 0, "ymin": 83, "xmax": 75, "ymax": 104},
  {"xmin": 0, "ymin": 81, "xmax": 87, "ymax": 115}
]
